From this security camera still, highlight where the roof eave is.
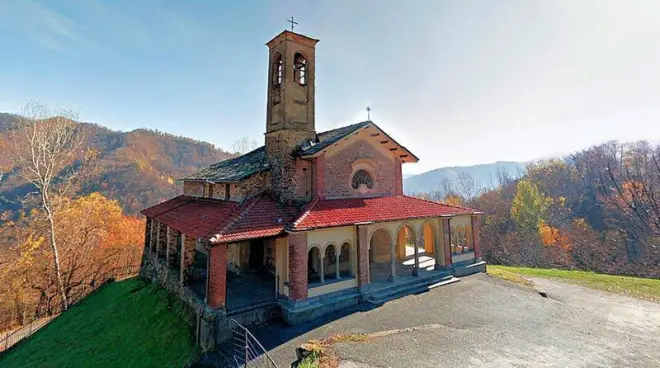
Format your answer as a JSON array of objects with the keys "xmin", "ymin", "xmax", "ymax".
[{"xmin": 291, "ymin": 213, "xmax": 467, "ymax": 232}]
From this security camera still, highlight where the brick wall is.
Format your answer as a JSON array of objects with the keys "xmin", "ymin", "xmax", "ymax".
[
  {"xmin": 324, "ymin": 139, "xmax": 396, "ymax": 199},
  {"xmin": 207, "ymin": 243, "xmax": 228, "ymax": 309},
  {"xmin": 471, "ymin": 215, "xmax": 482, "ymax": 259},
  {"xmin": 357, "ymin": 226, "xmax": 369, "ymax": 287},
  {"xmin": 312, "ymin": 154, "xmax": 326, "ymax": 199},
  {"xmin": 394, "ymin": 158, "xmax": 403, "ymax": 195},
  {"xmin": 288, "ymin": 232, "xmax": 308, "ymax": 300},
  {"xmin": 442, "ymin": 219, "xmax": 452, "ymax": 266},
  {"xmin": 370, "ymin": 229, "xmax": 391, "ymax": 264}
]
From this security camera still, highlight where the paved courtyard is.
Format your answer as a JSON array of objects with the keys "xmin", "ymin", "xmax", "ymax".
[{"xmin": 252, "ymin": 273, "xmax": 660, "ymax": 367}]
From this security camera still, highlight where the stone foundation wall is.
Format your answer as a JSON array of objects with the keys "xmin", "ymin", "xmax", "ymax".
[{"xmin": 140, "ymin": 252, "xmax": 224, "ymax": 351}]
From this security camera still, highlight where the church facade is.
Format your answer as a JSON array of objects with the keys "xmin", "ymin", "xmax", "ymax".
[{"xmin": 141, "ymin": 29, "xmax": 485, "ymax": 325}]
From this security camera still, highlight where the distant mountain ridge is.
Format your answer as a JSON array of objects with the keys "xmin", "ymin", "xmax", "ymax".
[
  {"xmin": 403, "ymin": 161, "xmax": 527, "ymax": 195},
  {"xmin": 0, "ymin": 112, "xmax": 234, "ymax": 216}
]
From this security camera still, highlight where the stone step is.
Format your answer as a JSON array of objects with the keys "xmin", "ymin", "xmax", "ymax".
[{"xmin": 367, "ymin": 274, "xmax": 459, "ymax": 305}]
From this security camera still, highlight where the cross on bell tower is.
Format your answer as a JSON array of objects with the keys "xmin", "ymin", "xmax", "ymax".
[{"xmin": 287, "ymin": 16, "xmax": 298, "ymax": 32}]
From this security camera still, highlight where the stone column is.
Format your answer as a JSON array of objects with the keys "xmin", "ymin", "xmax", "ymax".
[
  {"xmin": 288, "ymin": 232, "xmax": 308, "ymax": 301},
  {"xmin": 335, "ymin": 247, "xmax": 340, "ymax": 279},
  {"xmin": 356, "ymin": 226, "xmax": 370, "ymax": 289},
  {"xmin": 207, "ymin": 243, "xmax": 228, "ymax": 309},
  {"xmin": 413, "ymin": 235, "xmax": 420, "ymax": 277},
  {"xmin": 319, "ymin": 253, "xmax": 325, "ymax": 283},
  {"xmin": 389, "ymin": 242, "xmax": 396, "ymax": 281},
  {"xmin": 150, "ymin": 220, "xmax": 158, "ymax": 253},
  {"xmin": 471, "ymin": 215, "xmax": 482, "ymax": 260},
  {"xmin": 166, "ymin": 227, "xmax": 179, "ymax": 268},
  {"xmin": 180, "ymin": 235, "xmax": 196, "ymax": 285},
  {"xmin": 442, "ymin": 219, "xmax": 452, "ymax": 268},
  {"xmin": 157, "ymin": 222, "xmax": 167, "ymax": 259},
  {"xmin": 144, "ymin": 218, "xmax": 152, "ymax": 250}
]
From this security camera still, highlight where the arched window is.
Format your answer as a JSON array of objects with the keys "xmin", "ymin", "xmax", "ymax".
[
  {"xmin": 272, "ymin": 53, "xmax": 283, "ymax": 86},
  {"xmin": 324, "ymin": 244, "xmax": 336, "ymax": 279},
  {"xmin": 339, "ymin": 242, "xmax": 351, "ymax": 277},
  {"xmin": 352, "ymin": 170, "xmax": 373, "ymax": 190},
  {"xmin": 294, "ymin": 53, "xmax": 307, "ymax": 85}
]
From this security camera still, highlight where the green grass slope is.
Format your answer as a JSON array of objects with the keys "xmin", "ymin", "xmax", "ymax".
[
  {"xmin": 489, "ymin": 265, "xmax": 660, "ymax": 302},
  {"xmin": 0, "ymin": 278, "xmax": 198, "ymax": 368}
]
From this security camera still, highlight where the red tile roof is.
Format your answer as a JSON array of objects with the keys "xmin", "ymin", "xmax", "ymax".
[
  {"xmin": 142, "ymin": 194, "xmax": 479, "ymax": 242},
  {"xmin": 292, "ymin": 196, "xmax": 479, "ymax": 231},
  {"xmin": 141, "ymin": 194, "xmax": 300, "ymax": 242},
  {"xmin": 213, "ymin": 195, "xmax": 300, "ymax": 243},
  {"xmin": 141, "ymin": 196, "xmax": 239, "ymax": 238}
]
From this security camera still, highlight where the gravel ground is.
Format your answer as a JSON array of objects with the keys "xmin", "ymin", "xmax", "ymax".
[{"xmin": 253, "ymin": 273, "xmax": 660, "ymax": 368}]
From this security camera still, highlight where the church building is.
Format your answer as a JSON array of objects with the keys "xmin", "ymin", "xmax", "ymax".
[{"xmin": 141, "ymin": 28, "xmax": 485, "ymax": 325}]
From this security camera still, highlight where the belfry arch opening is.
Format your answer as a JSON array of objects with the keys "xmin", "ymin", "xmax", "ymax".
[{"xmin": 294, "ymin": 53, "xmax": 307, "ymax": 85}]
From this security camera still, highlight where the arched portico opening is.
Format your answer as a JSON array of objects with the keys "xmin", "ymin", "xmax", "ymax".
[
  {"xmin": 369, "ymin": 228, "xmax": 393, "ymax": 283},
  {"xmin": 396, "ymin": 224, "xmax": 419, "ymax": 276}
]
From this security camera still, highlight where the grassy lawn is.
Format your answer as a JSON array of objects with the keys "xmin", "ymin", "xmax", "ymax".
[
  {"xmin": 489, "ymin": 265, "xmax": 660, "ymax": 302},
  {"xmin": 0, "ymin": 278, "xmax": 198, "ymax": 368}
]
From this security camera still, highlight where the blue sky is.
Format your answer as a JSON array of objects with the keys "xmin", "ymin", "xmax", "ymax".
[{"xmin": 1, "ymin": 0, "xmax": 660, "ymax": 174}]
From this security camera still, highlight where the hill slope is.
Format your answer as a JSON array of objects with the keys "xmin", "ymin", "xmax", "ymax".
[
  {"xmin": 0, "ymin": 278, "xmax": 198, "ymax": 367},
  {"xmin": 404, "ymin": 161, "xmax": 526, "ymax": 195},
  {"xmin": 0, "ymin": 113, "xmax": 234, "ymax": 215}
]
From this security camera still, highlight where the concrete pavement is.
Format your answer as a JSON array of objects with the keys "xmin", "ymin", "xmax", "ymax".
[{"xmin": 253, "ymin": 273, "xmax": 660, "ymax": 367}]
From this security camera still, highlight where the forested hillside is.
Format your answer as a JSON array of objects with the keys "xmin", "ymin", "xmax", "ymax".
[
  {"xmin": 0, "ymin": 109, "xmax": 234, "ymax": 335},
  {"xmin": 418, "ymin": 141, "xmax": 660, "ymax": 278},
  {"xmin": 0, "ymin": 113, "xmax": 234, "ymax": 216}
]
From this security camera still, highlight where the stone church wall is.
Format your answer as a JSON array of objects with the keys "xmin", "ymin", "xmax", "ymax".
[
  {"xmin": 324, "ymin": 139, "xmax": 396, "ymax": 198},
  {"xmin": 183, "ymin": 181, "xmax": 204, "ymax": 197},
  {"xmin": 182, "ymin": 172, "xmax": 270, "ymax": 202}
]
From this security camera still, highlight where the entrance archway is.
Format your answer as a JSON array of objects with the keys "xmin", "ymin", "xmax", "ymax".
[
  {"xmin": 396, "ymin": 224, "xmax": 417, "ymax": 261},
  {"xmin": 396, "ymin": 224, "xmax": 418, "ymax": 275},
  {"xmin": 369, "ymin": 228, "xmax": 393, "ymax": 283}
]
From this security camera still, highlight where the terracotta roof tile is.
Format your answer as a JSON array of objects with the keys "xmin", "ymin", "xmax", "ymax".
[
  {"xmin": 214, "ymin": 195, "xmax": 300, "ymax": 243},
  {"xmin": 141, "ymin": 194, "xmax": 301, "ymax": 243},
  {"xmin": 292, "ymin": 195, "xmax": 479, "ymax": 230},
  {"xmin": 142, "ymin": 197, "xmax": 239, "ymax": 238}
]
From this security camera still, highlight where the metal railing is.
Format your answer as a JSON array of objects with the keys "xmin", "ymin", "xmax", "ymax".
[
  {"xmin": 0, "ymin": 264, "xmax": 142, "ymax": 354},
  {"xmin": 224, "ymin": 318, "xmax": 278, "ymax": 368}
]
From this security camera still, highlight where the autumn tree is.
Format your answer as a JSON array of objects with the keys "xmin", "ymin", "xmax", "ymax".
[
  {"xmin": 510, "ymin": 178, "xmax": 551, "ymax": 233},
  {"xmin": 456, "ymin": 172, "xmax": 481, "ymax": 200},
  {"xmin": 8, "ymin": 102, "xmax": 94, "ymax": 310}
]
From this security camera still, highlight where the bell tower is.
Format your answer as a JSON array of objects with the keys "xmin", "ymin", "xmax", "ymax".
[
  {"xmin": 265, "ymin": 29, "xmax": 318, "ymax": 134},
  {"xmin": 264, "ymin": 28, "xmax": 319, "ymax": 203}
]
